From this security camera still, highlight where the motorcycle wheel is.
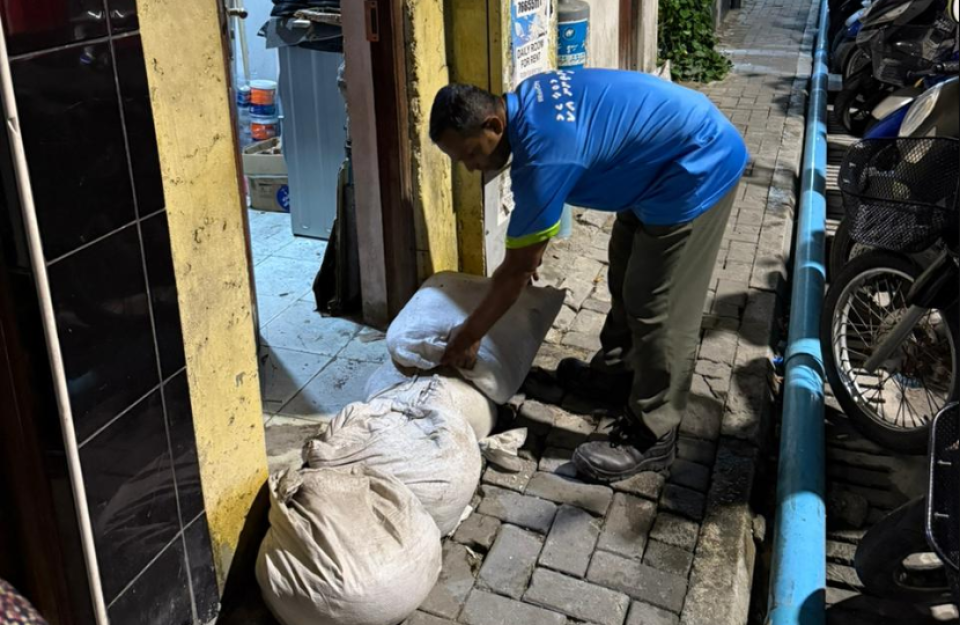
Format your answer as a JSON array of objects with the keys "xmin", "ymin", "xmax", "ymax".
[
  {"xmin": 835, "ymin": 70, "xmax": 891, "ymax": 136},
  {"xmin": 829, "ymin": 218, "xmax": 875, "ymax": 280},
  {"xmin": 842, "ymin": 47, "xmax": 871, "ymax": 80},
  {"xmin": 822, "ymin": 252, "xmax": 959, "ymax": 453},
  {"xmin": 855, "ymin": 498, "xmax": 957, "ymax": 604}
]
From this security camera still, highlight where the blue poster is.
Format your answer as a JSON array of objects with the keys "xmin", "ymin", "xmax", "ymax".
[{"xmin": 511, "ymin": 0, "xmax": 551, "ymax": 85}]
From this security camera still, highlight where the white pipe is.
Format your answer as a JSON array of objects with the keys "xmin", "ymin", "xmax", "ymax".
[
  {"xmin": 235, "ymin": 0, "xmax": 251, "ymax": 85},
  {"xmin": 0, "ymin": 17, "xmax": 109, "ymax": 625}
]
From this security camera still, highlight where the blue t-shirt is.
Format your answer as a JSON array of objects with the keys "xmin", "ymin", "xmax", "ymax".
[{"xmin": 505, "ymin": 69, "xmax": 749, "ymax": 248}]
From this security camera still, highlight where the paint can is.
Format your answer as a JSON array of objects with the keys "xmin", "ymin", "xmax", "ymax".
[
  {"xmin": 250, "ymin": 79, "xmax": 278, "ymax": 106},
  {"xmin": 251, "ymin": 116, "xmax": 280, "ymax": 141}
]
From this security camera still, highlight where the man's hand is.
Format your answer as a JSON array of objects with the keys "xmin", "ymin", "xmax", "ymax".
[
  {"xmin": 441, "ymin": 240, "xmax": 549, "ymax": 369},
  {"xmin": 441, "ymin": 323, "xmax": 482, "ymax": 369}
]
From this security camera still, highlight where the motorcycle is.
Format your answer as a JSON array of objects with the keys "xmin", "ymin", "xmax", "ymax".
[
  {"xmin": 829, "ymin": 71, "xmax": 958, "ymax": 278},
  {"xmin": 835, "ymin": 0, "xmax": 957, "ymax": 135},
  {"xmin": 821, "ymin": 135, "xmax": 958, "ymax": 453},
  {"xmin": 854, "ymin": 402, "xmax": 959, "ymax": 606}
]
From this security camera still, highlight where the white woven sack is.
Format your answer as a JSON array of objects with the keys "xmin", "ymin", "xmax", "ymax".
[
  {"xmin": 255, "ymin": 466, "xmax": 441, "ymax": 625},
  {"xmin": 385, "ymin": 271, "xmax": 565, "ymax": 404},
  {"xmin": 303, "ymin": 381, "xmax": 482, "ymax": 536}
]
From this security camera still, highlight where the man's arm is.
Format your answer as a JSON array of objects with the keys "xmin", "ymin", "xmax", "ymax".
[{"xmin": 441, "ymin": 240, "xmax": 549, "ymax": 368}]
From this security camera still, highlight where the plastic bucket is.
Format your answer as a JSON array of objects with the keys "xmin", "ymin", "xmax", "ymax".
[
  {"xmin": 250, "ymin": 79, "xmax": 278, "ymax": 106},
  {"xmin": 250, "ymin": 103, "xmax": 278, "ymax": 117},
  {"xmin": 251, "ymin": 116, "xmax": 280, "ymax": 141}
]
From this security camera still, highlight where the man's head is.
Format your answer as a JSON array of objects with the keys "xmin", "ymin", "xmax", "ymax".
[{"xmin": 430, "ymin": 84, "xmax": 511, "ymax": 173}]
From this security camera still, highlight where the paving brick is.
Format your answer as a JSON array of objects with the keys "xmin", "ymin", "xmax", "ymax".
[
  {"xmin": 612, "ymin": 471, "xmax": 666, "ymax": 501},
  {"xmin": 582, "ymin": 298, "xmax": 612, "ymax": 314},
  {"xmin": 518, "ymin": 400, "xmax": 561, "ymax": 435},
  {"xmin": 545, "ymin": 413, "xmax": 598, "ymax": 449},
  {"xmin": 628, "ymin": 601, "xmax": 680, "ymax": 625},
  {"xmin": 694, "ymin": 358, "xmax": 733, "ymax": 381},
  {"xmin": 650, "ymin": 513, "xmax": 700, "ymax": 552},
  {"xmin": 452, "ymin": 514, "xmax": 501, "ymax": 553},
  {"xmin": 482, "ymin": 457, "xmax": 537, "ymax": 493},
  {"xmin": 538, "ymin": 446, "xmax": 577, "ymax": 477},
  {"xmin": 477, "ymin": 525, "xmax": 543, "ymax": 599},
  {"xmin": 668, "ymin": 459, "xmax": 712, "ymax": 494},
  {"xmin": 570, "ymin": 309, "xmax": 606, "ymax": 335},
  {"xmin": 540, "ymin": 505, "xmax": 602, "ymax": 578},
  {"xmin": 552, "ymin": 305, "xmax": 577, "ymax": 332},
  {"xmin": 698, "ymin": 330, "xmax": 739, "ymax": 365},
  {"xmin": 421, "ymin": 543, "xmax": 480, "ymax": 619},
  {"xmin": 525, "ymin": 472, "xmax": 613, "ymax": 516},
  {"xmin": 826, "ymin": 540, "xmax": 858, "ymax": 566},
  {"xmin": 561, "ymin": 330, "xmax": 602, "ymax": 353},
  {"xmin": 677, "ymin": 437, "xmax": 717, "ymax": 467},
  {"xmin": 680, "ymin": 394, "xmax": 723, "ymax": 442},
  {"xmin": 643, "ymin": 540, "xmax": 695, "ymax": 578},
  {"xmin": 460, "ymin": 590, "xmax": 566, "ymax": 625},
  {"xmin": 477, "ymin": 485, "xmax": 558, "ymax": 534},
  {"xmin": 403, "ymin": 612, "xmax": 458, "ymax": 625},
  {"xmin": 525, "ymin": 568, "xmax": 631, "ymax": 625},
  {"xmin": 597, "ymin": 493, "xmax": 657, "ymax": 559},
  {"xmin": 587, "ymin": 551, "xmax": 688, "ymax": 614}
]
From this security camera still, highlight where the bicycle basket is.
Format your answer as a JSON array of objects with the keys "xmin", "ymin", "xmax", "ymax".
[
  {"xmin": 927, "ymin": 403, "xmax": 959, "ymax": 577},
  {"xmin": 839, "ymin": 138, "xmax": 959, "ymax": 253}
]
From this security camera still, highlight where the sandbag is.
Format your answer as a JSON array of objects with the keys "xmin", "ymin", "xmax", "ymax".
[
  {"xmin": 386, "ymin": 272, "xmax": 565, "ymax": 404},
  {"xmin": 364, "ymin": 359, "xmax": 498, "ymax": 440},
  {"xmin": 255, "ymin": 466, "xmax": 441, "ymax": 625},
  {"xmin": 304, "ymin": 382, "xmax": 482, "ymax": 535}
]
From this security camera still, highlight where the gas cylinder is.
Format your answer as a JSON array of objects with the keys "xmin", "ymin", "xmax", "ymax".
[{"xmin": 557, "ymin": 0, "xmax": 590, "ymax": 70}]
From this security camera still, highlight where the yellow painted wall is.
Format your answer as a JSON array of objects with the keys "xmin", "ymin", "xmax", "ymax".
[
  {"xmin": 446, "ymin": 0, "xmax": 493, "ymax": 275},
  {"xmin": 405, "ymin": 0, "xmax": 459, "ymax": 280},
  {"xmin": 137, "ymin": 0, "xmax": 267, "ymax": 588}
]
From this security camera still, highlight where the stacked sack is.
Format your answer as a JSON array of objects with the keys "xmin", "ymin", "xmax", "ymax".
[{"xmin": 256, "ymin": 272, "xmax": 565, "ymax": 625}]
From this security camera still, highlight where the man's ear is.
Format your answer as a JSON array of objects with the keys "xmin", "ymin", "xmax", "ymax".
[{"xmin": 483, "ymin": 114, "xmax": 505, "ymax": 135}]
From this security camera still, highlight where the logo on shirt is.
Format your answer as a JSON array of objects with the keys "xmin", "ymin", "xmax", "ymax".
[{"xmin": 548, "ymin": 71, "xmax": 577, "ymax": 122}]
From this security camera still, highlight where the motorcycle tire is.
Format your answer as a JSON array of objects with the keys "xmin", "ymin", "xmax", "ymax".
[
  {"xmin": 855, "ymin": 498, "xmax": 957, "ymax": 605},
  {"xmin": 822, "ymin": 252, "xmax": 959, "ymax": 453},
  {"xmin": 829, "ymin": 217, "xmax": 874, "ymax": 280},
  {"xmin": 842, "ymin": 47, "xmax": 871, "ymax": 81},
  {"xmin": 835, "ymin": 70, "xmax": 890, "ymax": 136}
]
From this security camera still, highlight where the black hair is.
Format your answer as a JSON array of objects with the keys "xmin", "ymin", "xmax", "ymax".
[{"xmin": 429, "ymin": 83, "xmax": 502, "ymax": 143}]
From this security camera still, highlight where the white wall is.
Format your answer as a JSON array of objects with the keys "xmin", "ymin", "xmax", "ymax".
[
  {"xmin": 585, "ymin": 0, "xmax": 620, "ymax": 69},
  {"xmin": 232, "ymin": 0, "xmax": 280, "ymax": 85}
]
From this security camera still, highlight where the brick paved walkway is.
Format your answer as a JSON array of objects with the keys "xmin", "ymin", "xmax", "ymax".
[{"xmin": 401, "ymin": 1, "xmax": 820, "ymax": 624}]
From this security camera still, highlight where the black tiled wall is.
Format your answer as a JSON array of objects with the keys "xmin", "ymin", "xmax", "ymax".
[{"xmin": 2, "ymin": 1, "xmax": 219, "ymax": 623}]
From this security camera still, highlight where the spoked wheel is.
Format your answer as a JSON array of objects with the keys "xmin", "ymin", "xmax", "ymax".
[
  {"xmin": 856, "ymin": 498, "xmax": 957, "ymax": 605},
  {"xmin": 822, "ymin": 252, "xmax": 959, "ymax": 453},
  {"xmin": 835, "ymin": 69, "xmax": 890, "ymax": 136}
]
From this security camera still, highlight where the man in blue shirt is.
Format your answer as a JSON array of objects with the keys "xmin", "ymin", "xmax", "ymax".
[{"xmin": 431, "ymin": 69, "xmax": 748, "ymax": 483}]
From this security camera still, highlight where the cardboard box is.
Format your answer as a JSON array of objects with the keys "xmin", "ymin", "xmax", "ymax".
[
  {"xmin": 243, "ymin": 138, "xmax": 288, "ymax": 176},
  {"xmin": 248, "ymin": 176, "xmax": 290, "ymax": 213}
]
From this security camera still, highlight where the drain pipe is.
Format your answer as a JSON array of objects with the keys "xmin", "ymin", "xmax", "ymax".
[
  {"xmin": 766, "ymin": 0, "xmax": 829, "ymax": 623},
  {"xmin": 0, "ymin": 20, "xmax": 109, "ymax": 625}
]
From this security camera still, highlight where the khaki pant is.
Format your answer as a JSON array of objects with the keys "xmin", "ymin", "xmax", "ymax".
[{"xmin": 591, "ymin": 184, "xmax": 739, "ymax": 439}]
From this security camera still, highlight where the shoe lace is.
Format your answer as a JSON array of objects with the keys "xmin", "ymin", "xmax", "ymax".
[{"xmin": 604, "ymin": 416, "xmax": 637, "ymax": 447}]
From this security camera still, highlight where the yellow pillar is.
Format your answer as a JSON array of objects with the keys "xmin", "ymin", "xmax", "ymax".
[
  {"xmin": 405, "ymin": 0, "xmax": 460, "ymax": 280},
  {"xmin": 137, "ymin": 0, "xmax": 267, "ymax": 587},
  {"xmin": 446, "ymin": 0, "xmax": 556, "ymax": 275}
]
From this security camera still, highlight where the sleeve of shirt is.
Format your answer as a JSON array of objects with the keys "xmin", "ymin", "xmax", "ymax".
[{"xmin": 506, "ymin": 163, "xmax": 585, "ymax": 249}]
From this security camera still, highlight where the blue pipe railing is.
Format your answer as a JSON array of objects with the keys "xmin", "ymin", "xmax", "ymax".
[{"xmin": 767, "ymin": 0, "xmax": 829, "ymax": 623}]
